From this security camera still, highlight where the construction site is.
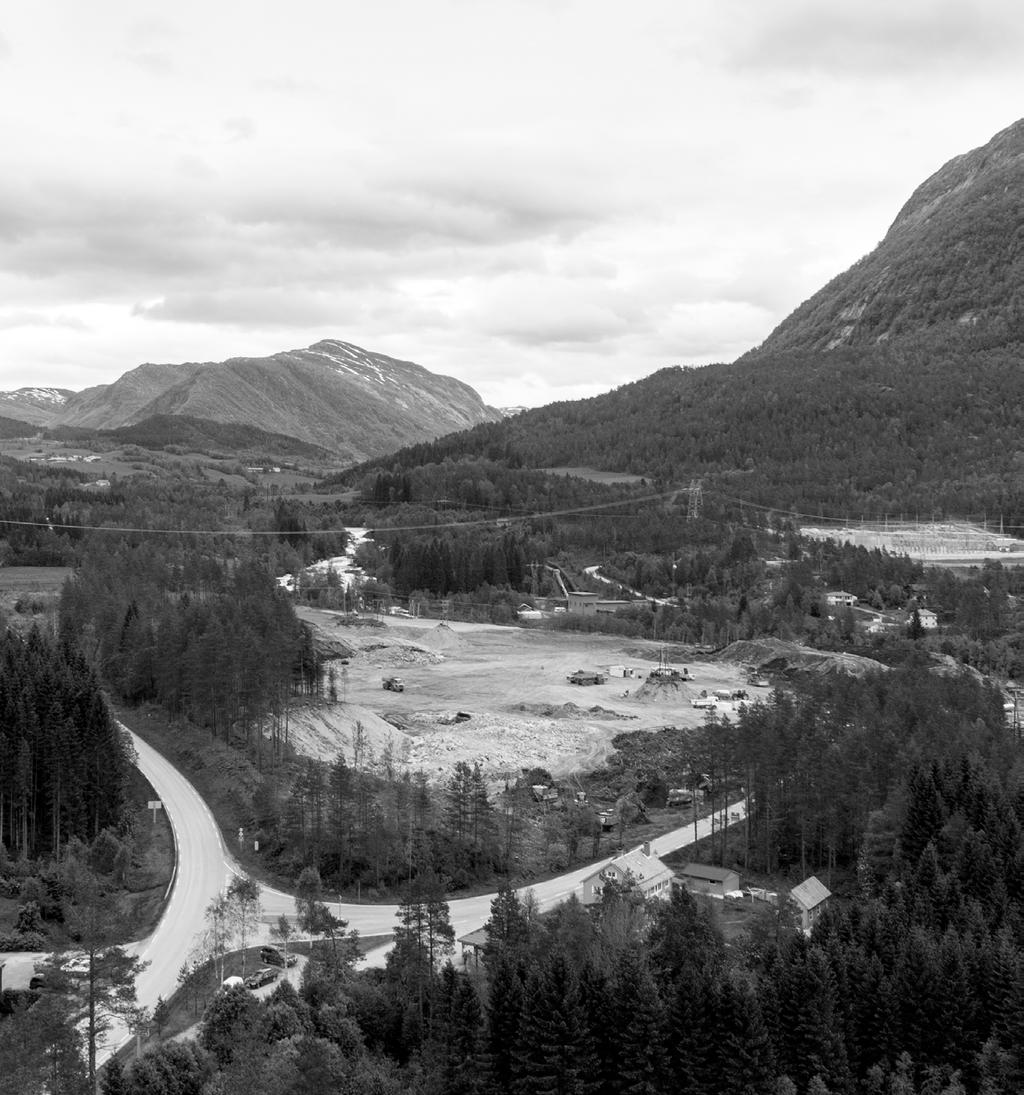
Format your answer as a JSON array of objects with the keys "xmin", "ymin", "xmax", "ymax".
[{"xmin": 287, "ymin": 607, "xmax": 764, "ymax": 791}]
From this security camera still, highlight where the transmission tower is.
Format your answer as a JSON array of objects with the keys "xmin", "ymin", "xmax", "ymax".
[{"xmin": 686, "ymin": 479, "xmax": 703, "ymax": 520}]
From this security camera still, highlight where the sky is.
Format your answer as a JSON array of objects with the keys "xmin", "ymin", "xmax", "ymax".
[{"xmin": 2, "ymin": 1, "xmax": 1024, "ymax": 409}]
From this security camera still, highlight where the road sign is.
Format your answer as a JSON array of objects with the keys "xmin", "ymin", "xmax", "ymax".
[{"xmin": 147, "ymin": 800, "xmax": 162, "ymax": 811}]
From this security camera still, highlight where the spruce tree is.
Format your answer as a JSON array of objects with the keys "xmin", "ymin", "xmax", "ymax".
[
  {"xmin": 515, "ymin": 954, "xmax": 596, "ymax": 1095},
  {"xmin": 486, "ymin": 956, "xmax": 526, "ymax": 1095}
]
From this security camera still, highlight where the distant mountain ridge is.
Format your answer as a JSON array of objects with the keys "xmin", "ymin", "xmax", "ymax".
[
  {"xmin": 0, "ymin": 387, "xmax": 72, "ymax": 426},
  {"xmin": 4, "ymin": 340, "xmax": 500, "ymax": 464}
]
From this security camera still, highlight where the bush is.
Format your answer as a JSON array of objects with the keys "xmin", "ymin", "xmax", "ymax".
[
  {"xmin": 0, "ymin": 931, "xmax": 46, "ymax": 951},
  {"xmin": 15, "ymin": 901, "xmax": 42, "ymax": 934}
]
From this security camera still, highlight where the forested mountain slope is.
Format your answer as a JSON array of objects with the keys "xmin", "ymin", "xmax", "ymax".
[
  {"xmin": 747, "ymin": 117, "xmax": 1024, "ymax": 356},
  {"xmin": 344, "ymin": 119, "xmax": 1024, "ymax": 520}
]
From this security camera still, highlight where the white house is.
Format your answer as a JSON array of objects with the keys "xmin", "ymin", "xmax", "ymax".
[
  {"xmin": 917, "ymin": 608, "xmax": 938, "ymax": 629},
  {"xmin": 825, "ymin": 591, "xmax": 857, "ymax": 607},
  {"xmin": 580, "ymin": 842, "xmax": 674, "ymax": 905}
]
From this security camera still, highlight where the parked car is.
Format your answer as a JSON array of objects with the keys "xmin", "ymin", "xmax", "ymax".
[
  {"xmin": 244, "ymin": 967, "xmax": 279, "ymax": 990},
  {"xmin": 260, "ymin": 946, "xmax": 298, "ymax": 968}
]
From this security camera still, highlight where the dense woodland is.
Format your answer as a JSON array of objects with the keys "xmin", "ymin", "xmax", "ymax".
[
  {"xmin": 58, "ymin": 542, "xmax": 313, "ymax": 765},
  {"xmin": 0, "ymin": 629, "xmax": 131, "ymax": 863},
  {"xmin": 329, "ymin": 324, "xmax": 1024, "ymax": 522}
]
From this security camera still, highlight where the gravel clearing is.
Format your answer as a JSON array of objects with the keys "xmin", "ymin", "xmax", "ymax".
[{"xmin": 289, "ymin": 607, "xmax": 760, "ymax": 784}]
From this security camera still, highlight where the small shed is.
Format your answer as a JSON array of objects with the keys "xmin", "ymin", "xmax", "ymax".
[
  {"xmin": 675, "ymin": 862, "xmax": 741, "ymax": 898},
  {"xmin": 457, "ymin": 927, "xmax": 489, "ymax": 965},
  {"xmin": 567, "ymin": 591, "xmax": 600, "ymax": 616},
  {"xmin": 790, "ymin": 875, "xmax": 832, "ymax": 932}
]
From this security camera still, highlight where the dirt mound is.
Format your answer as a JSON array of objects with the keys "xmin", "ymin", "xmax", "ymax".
[
  {"xmin": 621, "ymin": 643, "xmax": 697, "ymax": 663},
  {"xmin": 417, "ymin": 622, "xmax": 466, "ymax": 652},
  {"xmin": 510, "ymin": 701, "xmax": 636, "ymax": 721},
  {"xmin": 402, "ymin": 710, "xmax": 607, "ymax": 785},
  {"xmin": 310, "ymin": 633, "xmax": 357, "ymax": 661},
  {"xmin": 353, "ymin": 637, "xmax": 444, "ymax": 667},
  {"xmin": 284, "ymin": 702, "xmax": 411, "ymax": 765},
  {"xmin": 718, "ymin": 638, "xmax": 887, "ymax": 678},
  {"xmin": 633, "ymin": 677, "xmax": 695, "ymax": 703}
]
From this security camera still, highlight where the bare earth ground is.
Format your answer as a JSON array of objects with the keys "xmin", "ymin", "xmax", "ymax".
[{"xmin": 289, "ymin": 607, "xmax": 762, "ymax": 785}]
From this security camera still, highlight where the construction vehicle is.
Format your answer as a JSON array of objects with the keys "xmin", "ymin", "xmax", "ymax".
[
  {"xmin": 530, "ymin": 784, "xmax": 561, "ymax": 805},
  {"xmin": 595, "ymin": 790, "xmax": 650, "ymax": 831},
  {"xmin": 382, "ymin": 676, "xmax": 405, "ymax": 692},
  {"xmin": 567, "ymin": 669, "xmax": 606, "ymax": 686}
]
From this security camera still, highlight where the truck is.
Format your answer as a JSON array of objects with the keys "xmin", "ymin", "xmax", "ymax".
[{"xmin": 382, "ymin": 676, "xmax": 405, "ymax": 692}]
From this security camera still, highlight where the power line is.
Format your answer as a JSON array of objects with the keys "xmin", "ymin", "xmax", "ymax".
[{"xmin": 0, "ymin": 485, "xmax": 696, "ymax": 538}]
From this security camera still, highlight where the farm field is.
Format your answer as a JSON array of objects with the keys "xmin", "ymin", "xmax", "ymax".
[{"xmin": 290, "ymin": 606, "xmax": 762, "ymax": 785}]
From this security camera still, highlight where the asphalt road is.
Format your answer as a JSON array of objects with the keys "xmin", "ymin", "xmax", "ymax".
[
  {"xmin": 113, "ymin": 721, "xmax": 747, "ymax": 1038},
  {"xmin": 259, "ymin": 800, "xmax": 748, "ymax": 963},
  {"xmin": 99, "ymin": 728, "xmax": 236, "ymax": 1060}
]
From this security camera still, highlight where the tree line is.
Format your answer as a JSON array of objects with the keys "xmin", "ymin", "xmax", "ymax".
[{"xmin": 0, "ymin": 628, "xmax": 132, "ymax": 861}]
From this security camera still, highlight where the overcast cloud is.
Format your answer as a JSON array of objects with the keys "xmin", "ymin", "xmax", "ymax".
[{"xmin": 2, "ymin": 1, "xmax": 1023, "ymax": 407}]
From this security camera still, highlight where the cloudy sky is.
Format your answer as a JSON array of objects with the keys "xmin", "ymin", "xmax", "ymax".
[{"xmin": 2, "ymin": 1, "xmax": 1023, "ymax": 408}]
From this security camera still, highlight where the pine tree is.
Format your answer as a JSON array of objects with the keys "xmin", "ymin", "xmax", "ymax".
[
  {"xmin": 486, "ymin": 956, "xmax": 526, "ymax": 1094},
  {"xmin": 718, "ymin": 977, "xmax": 776, "ymax": 1095},
  {"xmin": 484, "ymin": 883, "xmax": 531, "ymax": 967},
  {"xmin": 665, "ymin": 970, "xmax": 718, "ymax": 1095},
  {"xmin": 515, "ymin": 954, "xmax": 597, "ymax": 1095},
  {"xmin": 610, "ymin": 951, "xmax": 667, "ymax": 1094}
]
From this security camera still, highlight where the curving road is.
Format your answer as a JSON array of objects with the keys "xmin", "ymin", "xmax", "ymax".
[
  {"xmin": 259, "ymin": 800, "xmax": 747, "ymax": 962},
  {"xmin": 100, "ymin": 729, "xmax": 236, "ymax": 1060},
  {"xmin": 120, "ymin": 722, "xmax": 747, "ymax": 1013}
]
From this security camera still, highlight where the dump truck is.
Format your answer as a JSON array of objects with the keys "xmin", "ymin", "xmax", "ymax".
[{"xmin": 382, "ymin": 676, "xmax": 405, "ymax": 692}]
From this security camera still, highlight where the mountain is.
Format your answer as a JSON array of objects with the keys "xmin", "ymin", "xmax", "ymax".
[
  {"xmin": 0, "ymin": 387, "xmax": 72, "ymax": 426},
  {"xmin": 54, "ymin": 340, "xmax": 500, "ymax": 463},
  {"xmin": 342, "ymin": 120, "xmax": 1024, "ymax": 520},
  {"xmin": 747, "ymin": 117, "xmax": 1024, "ymax": 357}
]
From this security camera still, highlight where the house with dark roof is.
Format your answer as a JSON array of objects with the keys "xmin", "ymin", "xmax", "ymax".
[
  {"xmin": 675, "ymin": 862, "xmax": 741, "ymax": 898},
  {"xmin": 580, "ymin": 841, "xmax": 674, "ymax": 905},
  {"xmin": 790, "ymin": 875, "xmax": 832, "ymax": 932}
]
